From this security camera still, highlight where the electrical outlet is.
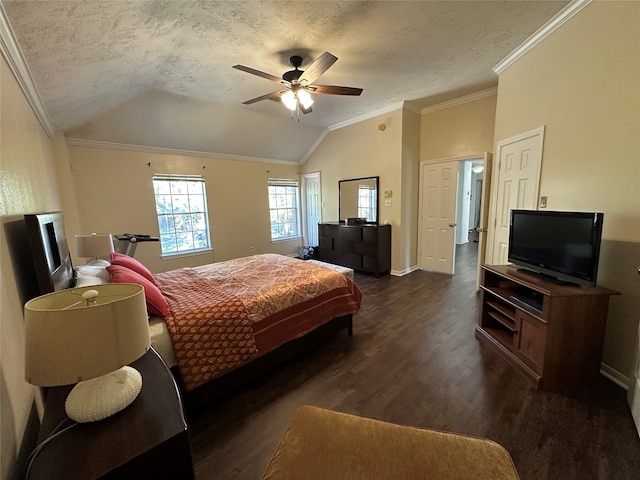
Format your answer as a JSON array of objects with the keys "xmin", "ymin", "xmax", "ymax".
[{"xmin": 540, "ymin": 196, "xmax": 547, "ymax": 208}]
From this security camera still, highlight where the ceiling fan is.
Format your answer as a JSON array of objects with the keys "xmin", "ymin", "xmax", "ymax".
[{"xmin": 232, "ymin": 52, "xmax": 363, "ymax": 115}]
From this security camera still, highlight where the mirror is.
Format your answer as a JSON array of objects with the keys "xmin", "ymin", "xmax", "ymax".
[{"xmin": 339, "ymin": 176, "xmax": 379, "ymax": 224}]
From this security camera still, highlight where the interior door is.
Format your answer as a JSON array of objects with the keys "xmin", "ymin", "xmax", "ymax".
[
  {"xmin": 489, "ymin": 127, "xmax": 544, "ymax": 264},
  {"xmin": 302, "ymin": 173, "xmax": 321, "ymax": 246},
  {"xmin": 419, "ymin": 160, "xmax": 459, "ymax": 274}
]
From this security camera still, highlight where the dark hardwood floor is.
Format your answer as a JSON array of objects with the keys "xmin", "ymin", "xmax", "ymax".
[{"xmin": 189, "ymin": 243, "xmax": 640, "ymax": 479}]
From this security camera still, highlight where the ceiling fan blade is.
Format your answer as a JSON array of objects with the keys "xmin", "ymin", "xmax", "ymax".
[
  {"xmin": 308, "ymin": 84, "xmax": 363, "ymax": 96},
  {"xmin": 298, "ymin": 52, "xmax": 337, "ymax": 85},
  {"xmin": 242, "ymin": 90, "xmax": 287, "ymax": 105},
  {"xmin": 233, "ymin": 64, "xmax": 283, "ymax": 84}
]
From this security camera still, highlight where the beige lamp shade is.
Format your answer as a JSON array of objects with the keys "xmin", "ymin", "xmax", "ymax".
[
  {"xmin": 75, "ymin": 233, "xmax": 114, "ymax": 259},
  {"xmin": 24, "ymin": 283, "xmax": 150, "ymax": 387}
]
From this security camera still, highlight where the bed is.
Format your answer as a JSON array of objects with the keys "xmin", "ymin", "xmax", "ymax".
[{"xmin": 24, "ymin": 212, "xmax": 362, "ymax": 410}]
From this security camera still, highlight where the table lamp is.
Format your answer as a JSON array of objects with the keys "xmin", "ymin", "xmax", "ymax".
[
  {"xmin": 75, "ymin": 233, "xmax": 114, "ymax": 262},
  {"xmin": 24, "ymin": 283, "xmax": 151, "ymax": 423}
]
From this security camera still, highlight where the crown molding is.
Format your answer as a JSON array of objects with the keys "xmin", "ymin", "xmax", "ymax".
[
  {"xmin": 0, "ymin": 3, "xmax": 54, "ymax": 136},
  {"xmin": 403, "ymin": 102, "xmax": 423, "ymax": 115},
  {"xmin": 420, "ymin": 87, "xmax": 498, "ymax": 115},
  {"xmin": 302, "ymin": 101, "xmax": 421, "ymax": 164},
  {"xmin": 493, "ymin": 0, "xmax": 592, "ymax": 75},
  {"xmin": 65, "ymin": 138, "xmax": 298, "ymax": 166},
  {"xmin": 328, "ymin": 102, "xmax": 404, "ymax": 131}
]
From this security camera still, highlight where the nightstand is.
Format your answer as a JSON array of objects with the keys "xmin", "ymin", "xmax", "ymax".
[{"xmin": 27, "ymin": 347, "xmax": 194, "ymax": 479}]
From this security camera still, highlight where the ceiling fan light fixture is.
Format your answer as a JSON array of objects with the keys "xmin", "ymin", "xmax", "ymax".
[
  {"xmin": 281, "ymin": 90, "xmax": 297, "ymax": 110},
  {"xmin": 297, "ymin": 89, "xmax": 314, "ymax": 109},
  {"xmin": 234, "ymin": 51, "xmax": 361, "ymax": 118}
]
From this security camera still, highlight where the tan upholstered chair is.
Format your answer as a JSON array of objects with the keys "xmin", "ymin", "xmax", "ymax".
[{"xmin": 262, "ymin": 405, "xmax": 520, "ymax": 480}]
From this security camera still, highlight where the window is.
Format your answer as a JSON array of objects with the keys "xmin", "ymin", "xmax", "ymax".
[
  {"xmin": 153, "ymin": 174, "xmax": 211, "ymax": 255},
  {"xmin": 358, "ymin": 184, "xmax": 377, "ymax": 221},
  {"xmin": 268, "ymin": 178, "xmax": 300, "ymax": 240}
]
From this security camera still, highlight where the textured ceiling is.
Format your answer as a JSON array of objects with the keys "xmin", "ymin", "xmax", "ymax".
[{"xmin": 3, "ymin": 0, "xmax": 568, "ymax": 163}]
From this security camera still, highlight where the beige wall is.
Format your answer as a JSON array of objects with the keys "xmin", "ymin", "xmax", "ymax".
[
  {"xmin": 400, "ymin": 108, "xmax": 421, "ymax": 273},
  {"xmin": 301, "ymin": 97, "xmax": 496, "ymax": 275},
  {"xmin": 67, "ymin": 146, "xmax": 302, "ymax": 273},
  {"xmin": 420, "ymin": 93, "xmax": 497, "ymax": 162},
  {"xmin": 417, "ymin": 94, "xmax": 497, "ymax": 274},
  {"xmin": 301, "ymin": 110, "xmax": 406, "ymax": 271},
  {"xmin": 0, "ymin": 56, "xmax": 61, "ymax": 478},
  {"xmin": 492, "ymin": 1, "xmax": 640, "ymax": 382}
]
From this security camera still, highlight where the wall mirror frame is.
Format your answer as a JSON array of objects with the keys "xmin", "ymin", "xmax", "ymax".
[{"xmin": 338, "ymin": 176, "xmax": 379, "ymax": 225}]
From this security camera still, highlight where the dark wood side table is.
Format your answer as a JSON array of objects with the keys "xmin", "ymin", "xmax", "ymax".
[{"xmin": 27, "ymin": 347, "xmax": 194, "ymax": 479}]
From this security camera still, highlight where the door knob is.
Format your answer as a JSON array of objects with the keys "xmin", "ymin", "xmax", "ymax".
[{"xmin": 449, "ymin": 223, "xmax": 456, "ymax": 228}]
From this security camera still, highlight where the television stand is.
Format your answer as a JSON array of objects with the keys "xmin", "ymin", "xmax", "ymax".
[
  {"xmin": 516, "ymin": 268, "xmax": 579, "ymax": 287},
  {"xmin": 476, "ymin": 264, "xmax": 620, "ymax": 389}
]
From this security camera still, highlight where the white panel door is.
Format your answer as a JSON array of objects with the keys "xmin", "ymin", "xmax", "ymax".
[
  {"xmin": 303, "ymin": 173, "xmax": 321, "ymax": 246},
  {"xmin": 419, "ymin": 160, "xmax": 459, "ymax": 274},
  {"xmin": 490, "ymin": 127, "xmax": 544, "ymax": 264}
]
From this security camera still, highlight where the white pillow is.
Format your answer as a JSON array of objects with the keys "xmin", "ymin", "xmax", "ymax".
[
  {"xmin": 76, "ymin": 265, "xmax": 110, "ymax": 282},
  {"xmin": 75, "ymin": 275, "xmax": 108, "ymax": 287}
]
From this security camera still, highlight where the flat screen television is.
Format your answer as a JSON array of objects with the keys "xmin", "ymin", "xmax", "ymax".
[{"xmin": 508, "ymin": 210, "xmax": 604, "ymax": 287}]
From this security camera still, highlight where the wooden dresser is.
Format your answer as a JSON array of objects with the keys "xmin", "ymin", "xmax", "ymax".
[{"xmin": 317, "ymin": 222, "xmax": 391, "ymax": 276}]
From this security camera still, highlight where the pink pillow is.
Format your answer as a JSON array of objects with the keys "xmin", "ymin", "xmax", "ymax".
[
  {"xmin": 107, "ymin": 264, "xmax": 171, "ymax": 317},
  {"xmin": 110, "ymin": 252, "xmax": 157, "ymax": 285}
]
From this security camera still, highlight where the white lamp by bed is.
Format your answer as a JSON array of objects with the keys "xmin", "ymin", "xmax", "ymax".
[
  {"xmin": 24, "ymin": 283, "xmax": 151, "ymax": 423},
  {"xmin": 75, "ymin": 233, "xmax": 114, "ymax": 262}
]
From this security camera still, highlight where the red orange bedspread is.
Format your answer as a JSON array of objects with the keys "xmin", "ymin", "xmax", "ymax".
[{"xmin": 155, "ymin": 254, "xmax": 361, "ymax": 391}]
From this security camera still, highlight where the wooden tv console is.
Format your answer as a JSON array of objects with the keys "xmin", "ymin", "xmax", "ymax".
[{"xmin": 475, "ymin": 264, "xmax": 620, "ymax": 389}]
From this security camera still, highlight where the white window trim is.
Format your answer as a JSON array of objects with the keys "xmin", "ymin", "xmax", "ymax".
[
  {"xmin": 268, "ymin": 178, "xmax": 301, "ymax": 241},
  {"xmin": 160, "ymin": 247, "xmax": 212, "ymax": 260},
  {"xmin": 153, "ymin": 173, "xmax": 212, "ymax": 255}
]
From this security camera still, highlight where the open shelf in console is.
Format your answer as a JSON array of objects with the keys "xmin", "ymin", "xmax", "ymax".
[{"xmin": 481, "ymin": 297, "xmax": 517, "ymax": 351}]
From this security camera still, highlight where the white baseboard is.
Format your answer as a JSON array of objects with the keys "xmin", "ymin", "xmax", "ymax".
[
  {"xmin": 600, "ymin": 363, "xmax": 631, "ymax": 390},
  {"xmin": 391, "ymin": 265, "xmax": 419, "ymax": 277}
]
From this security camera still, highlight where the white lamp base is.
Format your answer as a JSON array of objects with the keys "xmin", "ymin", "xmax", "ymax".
[{"xmin": 65, "ymin": 366, "xmax": 143, "ymax": 423}]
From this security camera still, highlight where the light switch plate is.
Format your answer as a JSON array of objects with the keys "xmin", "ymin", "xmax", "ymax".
[
  {"xmin": 540, "ymin": 196, "xmax": 547, "ymax": 208},
  {"xmin": 384, "ymin": 190, "xmax": 392, "ymax": 198},
  {"xmin": 384, "ymin": 199, "xmax": 392, "ymax": 207}
]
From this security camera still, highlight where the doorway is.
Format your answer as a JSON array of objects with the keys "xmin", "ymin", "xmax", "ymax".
[{"xmin": 457, "ymin": 159, "xmax": 485, "ymax": 246}]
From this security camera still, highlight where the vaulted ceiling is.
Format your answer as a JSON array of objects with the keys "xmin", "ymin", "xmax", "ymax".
[{"xmin": 2, "ymin": 1, "xmax": 568, "ymax": 163}]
